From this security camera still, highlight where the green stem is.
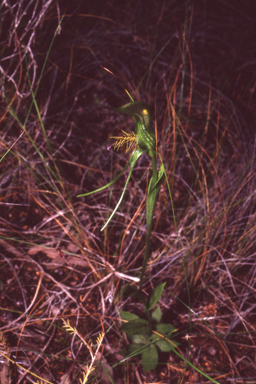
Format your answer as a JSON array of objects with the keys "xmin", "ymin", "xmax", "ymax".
[
  {"xmin": 139, "ymin": 216, "xmax": 153, "ymax": 291},
  {"xmin": 139, "ymin": 150, "xmax": 158, "ymax": 291}
]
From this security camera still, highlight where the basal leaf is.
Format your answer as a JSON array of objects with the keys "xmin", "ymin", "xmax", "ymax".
[
  {"xmin": 120, "ymin": 318, "xmax": 150, "ymax": 335},
  {"xmin": 142, "ymin": 344, "xmax": 158, "ymax": 372},
  {"xmin": 120, "ymin": 310, "xmax": 139, "ymax": 321},
  {"xmin": 131, "ymin": 334, "xmax": 147, "ymax": 344},
  {"xmin": 152, "ymin": 305, "xmax": 162, "ymax": 323},
  {"xmin": 148, "ymin": 282, "xmax": 166, "ymax": 311},
  {"xmin": 128, "ymin": 343, "xmax": 145, "ymax": 357},
  {"xmin": 155, "ymin": 338, "xmax": 179, "ymax": 352},
  {"xmin": 156, "ymin": 323, "xmax": 176, "ymax": 335}
]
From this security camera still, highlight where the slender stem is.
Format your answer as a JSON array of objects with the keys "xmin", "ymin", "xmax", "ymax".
[
  {"xmin": 139, "ymin": 150, "xmax": 158, "ymax": 291},
  {"xmin": 139, "ymin": 215, "xmax": 153, "ymax": 291}
]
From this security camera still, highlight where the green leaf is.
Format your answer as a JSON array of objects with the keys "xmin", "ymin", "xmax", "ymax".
[
  {"xmin": 142, "ymin": 344, "xmax": 158, "ymax": 372},
  {"xmin": 120, "ymin": 310, "xmax": 140, "ymax": 321},
  {"xmin": 78, "ymin": 145, "xmax": 146, "ymax": 231},
  {"xmin": 146, "ymin": 174, "xmax": 159, "ymax": 229},
  {"xmin": 77, "ymin": 159, "xmax": 130, "ymax": 197},
  {"xmin": 131, "ymin": 334, "xmax": 147, "ymax": 344},
  {"xmin": 101, "ymin": 148, "xmax": 146, "ymax": 231},
  {"xmin": 148, "ymin": 282, "xmax": 166, "ymax": 311},
  {"xmin": 128, "ymin": 343, "xmax": 145, "ymax": 357},
  {"xmin": 156, "ymin": 338, "xmax": 179, "ymax": 352},
  {"xmin": 120, "ymin": 318, "xmax": 150, "ymax": 335},
  {"xmin": 150, "ymin": 165, "xmax": 165, "ymax": 192},
  {"xmin": 152, "ymin": 305, "xmax": 162, "ymax": 323},
  {"xmin": 156, "ymin": 323, "xmax": 176, "ymax": 335},
  {"xmin": 150, "ymin": 329, "xmax": 180, "ymax": 352}
]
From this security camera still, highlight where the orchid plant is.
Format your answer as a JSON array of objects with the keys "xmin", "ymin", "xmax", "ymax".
[{"xmin": 78, "ymin": 96, "xmax": 165, "ymax": 290}]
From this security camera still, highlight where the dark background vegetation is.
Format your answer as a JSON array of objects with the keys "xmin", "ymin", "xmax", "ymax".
[{"xmin": 1, "ymin": 1, "xmax": 256, "ymax": 383}]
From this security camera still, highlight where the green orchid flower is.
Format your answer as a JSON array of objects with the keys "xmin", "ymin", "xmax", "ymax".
[
  {"xmin": 113, "ymin": 101, "xmax": 156, "ymax": 152},
  {"xmin": 78, "ymin": 99, "xmax": 164, "ymax": 289}
]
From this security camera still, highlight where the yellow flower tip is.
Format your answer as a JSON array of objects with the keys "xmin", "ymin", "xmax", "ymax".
[{"xmin": 142, "ymin": 109, "xmax": 149, "ymax": 115}]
